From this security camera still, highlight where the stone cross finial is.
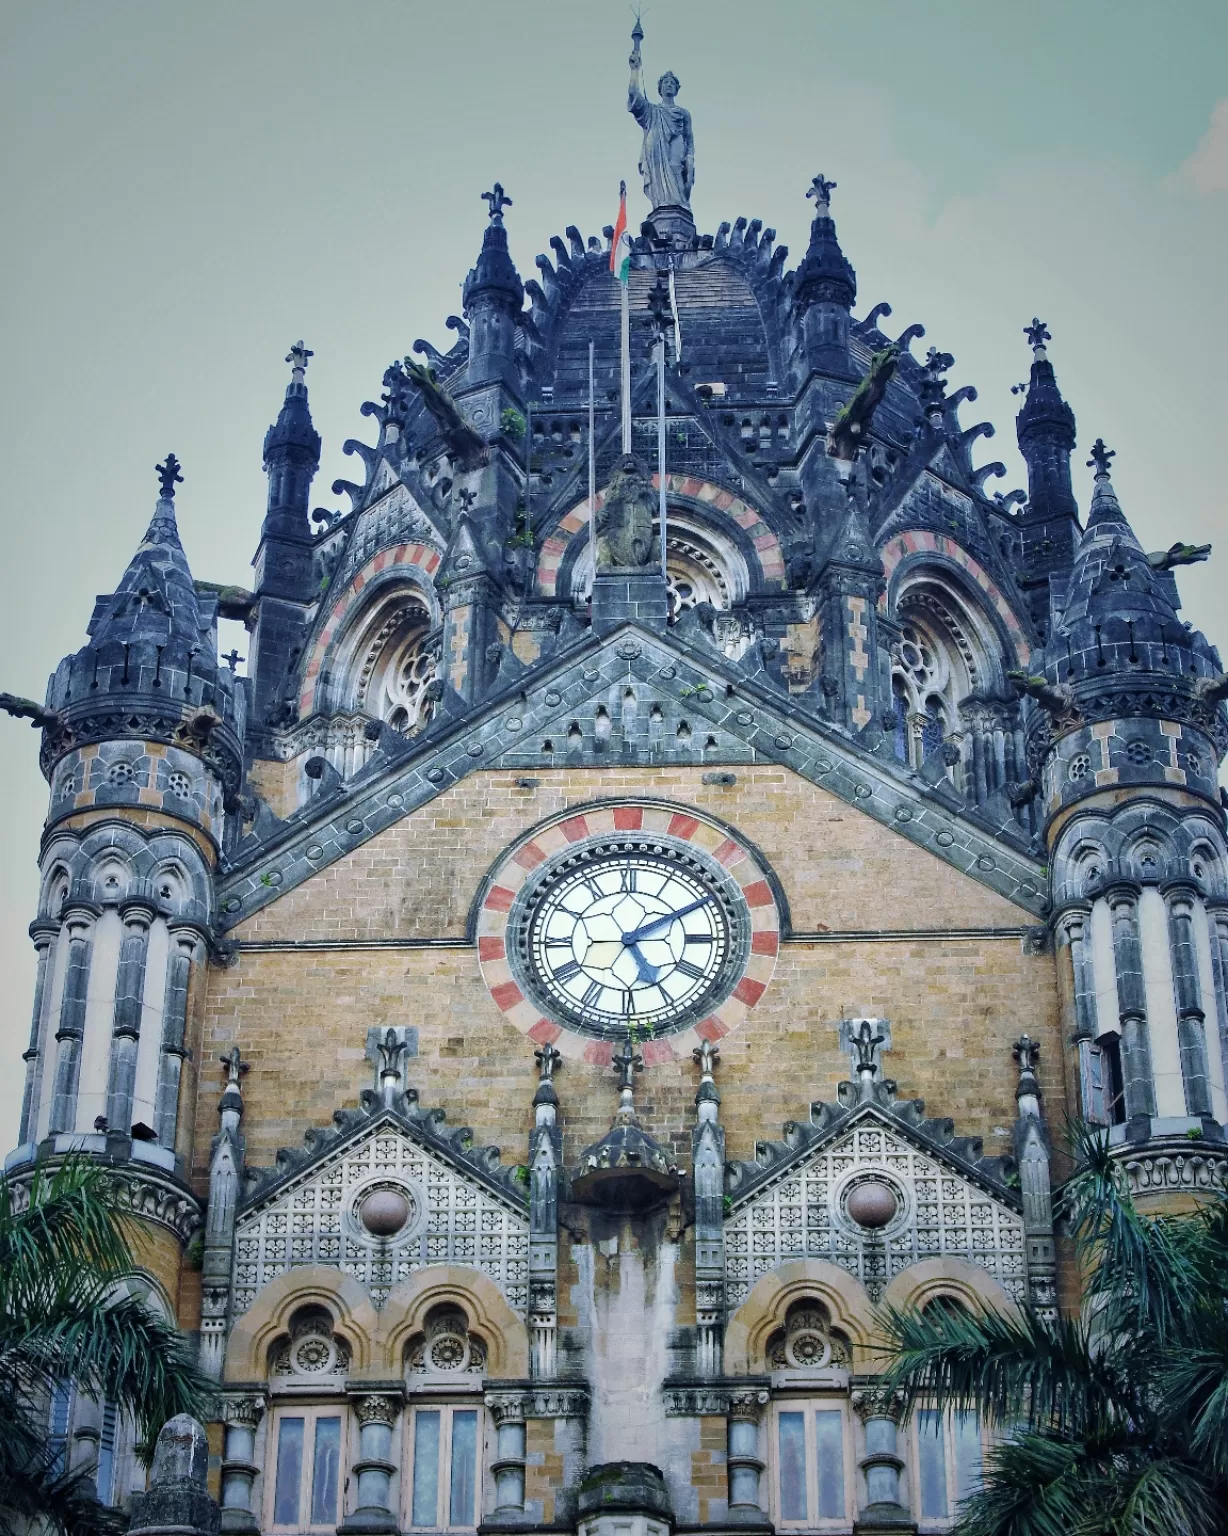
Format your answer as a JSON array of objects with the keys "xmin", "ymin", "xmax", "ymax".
[
  {"xmin": 1088, "ymin": 438, "xmax": 1116, "ymax": 477},
  {"xmin": 286, "ymin": 341, "xmax": 313, "ymax": 381},
  {"xmin": 155, "ymin": 453, "xmax": 184, "ymax": 500},
  {"xmin": 923, "ymin": 347, "xmax": 954, "ymax": 381},
  {"xmin": 481, "ymin": 184, "xmax": 512, "ymax": 223},
  {"xmin": 613, "ymin": 1037, "xmax": 643, "ymax": 1091},
  {"xmin": 456, "ymin": 486, "xmax": 477, "ymax": 513},
  {"xmin": 220, "ymin": 1046, "xmax": 248, "ymax": 1089},
  {"xmin": 223, "ymin": 648, "xmax": 244, "ymax": 672},
  {"xmin": 693, "ymin": 1039, "xmax": 719, "ymax": 1077},
  {"xmin": 1024, "ymin": 317, "xmax": 1051, "ymax": 353},
  {"xmin": 849, "ymin": 1018, "xmax": 885, "ymax": 1077},
  {"xmin": 807, "ymin": 174, "xmax": 837, "ymax": 210},
  {"xmin": 534, "ymin": 1041, "xmax": 562, "ymax": 1082}
]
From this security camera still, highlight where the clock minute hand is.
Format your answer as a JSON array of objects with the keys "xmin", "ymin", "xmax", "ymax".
[{"xmin": 623, "ymin": 894, "xmax": 713, "ymax": 945}]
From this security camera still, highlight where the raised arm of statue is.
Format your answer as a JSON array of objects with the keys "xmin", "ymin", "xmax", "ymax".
[{"xmin": 628, "ymin": 44, "xmax": 648, "ymax": 119}]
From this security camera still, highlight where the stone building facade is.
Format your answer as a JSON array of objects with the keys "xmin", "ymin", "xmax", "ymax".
[{"xmin": 5, "ymin": 46, "xmax": 1228, "ymax": 1536}]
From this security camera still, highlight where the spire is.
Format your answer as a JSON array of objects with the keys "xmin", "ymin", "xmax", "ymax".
[
  {"xmin": 87, "ymin": 456, "xmax": 207, "ymax": 651},
  {"xmin": 462, "ymin": 185, "xmax": 524, "ymax": 388},
  {"xmin": 794, "ymin": 175, "xmax": 857, "ymax": 374},
  {"xmin": 1013, "ymin": 320, "xmax": 1080, "ymax": 635},
  {"xmin": 261, "ymin": 341, "xmax": 321, "ymax": 541},
  {"xmin": 1015, "ymin": 317, "xmax": 1077, "ymax": 520},
  {"xmin": 1053, "ymin": 441, "xmax": 1183, "ymax": 641}
]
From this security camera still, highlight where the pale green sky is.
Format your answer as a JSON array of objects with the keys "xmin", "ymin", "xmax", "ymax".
[{"xmin": 1, "ymin": 0, "xmax": 1225, "ymax": 1145}]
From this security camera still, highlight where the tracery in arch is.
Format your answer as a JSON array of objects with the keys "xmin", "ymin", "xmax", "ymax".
[
  {"xmin": 889, "ymin": 578, "xmax": 1002, "ymax": 778},
  {"xmin": 333, "ymin": 587, "xmax": 441, "ymax": 736}
]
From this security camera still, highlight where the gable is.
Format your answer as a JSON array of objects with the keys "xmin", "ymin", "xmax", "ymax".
[
  {"xmin": 221, "ymin": 626, "xmax": 1045, "ymax": 935},
  {"xmin": 233, "ymin": 1117, "xmax": 529, "ymax": 1316},
  {"xmin": 725, "ymin": 1110, "xmax": 1026, "ymax": 1307}
]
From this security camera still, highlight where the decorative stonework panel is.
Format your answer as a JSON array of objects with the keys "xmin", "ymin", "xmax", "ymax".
[
  {"xmin": 724, "ymin": 1119, "xmax": 1026, "ymax": 1305},
  {"xmin": 233, "ymin": 1125, "xmax": 529, "ymax": 1314}
]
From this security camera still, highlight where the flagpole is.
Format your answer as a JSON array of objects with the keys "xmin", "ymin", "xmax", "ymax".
[
  {"xmin": 588, "ymin": 339, "xmax": 596, "ymax": 592},
  {"xmin": 620, "ymin": 280, "xmax": 631, "ymax": 454},
  {"xmin": 657, "ymin": 333, "xmax": 667, "ymax": 583}
]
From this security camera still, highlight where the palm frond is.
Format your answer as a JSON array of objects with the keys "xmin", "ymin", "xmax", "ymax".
[
  {"xmin": 877, "ymin": 1297, "xmax": 1128, "ymax": 1435},
  {"xmin": 0, "ymin": 1159, "xmax": 134, "ymax": 1317}
]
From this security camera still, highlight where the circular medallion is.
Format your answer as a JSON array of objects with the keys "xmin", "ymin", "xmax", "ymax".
[{"xmin": 477, "ymin": 803, "xmax": 781, "ymax": 1062}]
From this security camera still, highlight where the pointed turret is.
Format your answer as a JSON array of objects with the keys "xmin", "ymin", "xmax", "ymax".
[
  {"xmin": 44, "ymin": 456, "xmax": 242, "ymax": 832},
  {"xmin": 1015, "ymin": 320, "xmax": 1079, "ymax": 634},
  {"xmin": 249, "ymin": 344, "xmax": 321, "ymax": 725},
  {"xmin": 793, "ymin": 175, "xmax": 857, "ymax": 376},
  {"xmin": 462, "ymin": 185, "xmax": 525, "ymax": 390},
  {"xmin": 1018, "ymin": 441, "xmax": 1224, "ymax": 833},
  {"xmin": 812, "ymin": 488, "xmax": 888, "ymax": 735}
]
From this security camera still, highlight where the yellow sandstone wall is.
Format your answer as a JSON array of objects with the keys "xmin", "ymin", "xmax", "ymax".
[{"xmin": 193, "ymin": 766, "xmax": 1063, "ymax": 1193}]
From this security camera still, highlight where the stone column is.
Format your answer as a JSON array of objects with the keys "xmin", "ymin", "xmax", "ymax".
[
  {"xmin": 340, "ymin": 1393, "xmax": 401, "ymax": 1533},
  {"xmin": 727, "ymin": 1389, "xmax": 769, "ymax": 1521},
  {"xmin": 18, "ymin": 919, "xmax": 58, "ymax": 1144},
  {"xmin": 1207, "ymin": 902, "xmax": 1228, "ymax": 1093},
  {"xmin": 1165, "ymin": 886, "xmax": 1213, "ymax": 1119},
  {"xmin": 851, "ymin": 1386, "xmax": 912, "ymax": 1533},
  {"xmin": 1056, "ymin": 905, "xmax": 1100, "ymax": 1120},
  {"xmin": 692, "ymin": 1041, "xmax": 726, "ymax": 1379},
  {"xmin": 105, "ymin": 898, "xmax": 156, "ymax": 1133},
  {"xmin": 155, "ymin": 928, "xmax": 199, "ymax": 1148},
  {"xmin": 1106, "ymin": 883, "xmax": 1156, "ymax": 1126},
  {"xmin": 49, "ymin": 900, "xmax": 99, "ymax": 1135},
  {"xmin": 487, "ymin": 1392, "xmax": 528, "ymax": 1515},
  {"xmin": 219, "ymin": 1396, "xmax": 265, "ymax": 1534},
  {"xmin": 529, "ymin": 1044, "xmax": 562, "ymax": 1379}
]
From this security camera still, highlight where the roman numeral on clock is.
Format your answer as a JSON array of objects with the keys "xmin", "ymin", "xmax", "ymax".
[
  {"xmin": 553, "ymin": 959, "xmax": 581, "ymax": 982},
  {"xmin": 676, "ymin": 959, "xmax": 706, "ymax": 981},
  {"xmin": 581, "ymin": 980, "xmax": 604, "ymax": 1009}
]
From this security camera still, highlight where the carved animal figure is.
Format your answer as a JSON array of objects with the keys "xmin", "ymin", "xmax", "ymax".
[
  {"xmin": 595, "ymin": 455, "xmax": 658, "ymax": 571},
  {"xmin": 401, "ymin": 359, "xmax": 487, "ymax": 471},
  {"xmin": 827, "ymin": 345, "xmax": 900, "ymax": 463}
]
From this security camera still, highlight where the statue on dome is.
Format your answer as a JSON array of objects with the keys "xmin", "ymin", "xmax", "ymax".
[{"xmin": 627, "ymin": 19, "xmax": 694, "ymax": 219}]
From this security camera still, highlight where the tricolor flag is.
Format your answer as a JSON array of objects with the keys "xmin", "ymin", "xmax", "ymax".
[{"xmin": 610, "ymin": 180, "xmax": 632, "ymax": 283}]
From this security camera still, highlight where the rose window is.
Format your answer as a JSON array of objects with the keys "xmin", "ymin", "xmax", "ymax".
[
  {"xmin": 354, "ymin": 606, "xmax": 440, "ymax": 735},
  {"xmin": 406, "ymin": 1306, "xmax": 487, "ymax": 1378}
]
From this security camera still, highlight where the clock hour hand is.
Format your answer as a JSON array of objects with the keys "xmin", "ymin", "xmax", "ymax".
[
  {"xmin": 622, "ymin": 894, "xmax": 713, "ymax": 945},
  {"xmin": 627, "ymin": 942, "xmax": 659, "ymax": 984}
]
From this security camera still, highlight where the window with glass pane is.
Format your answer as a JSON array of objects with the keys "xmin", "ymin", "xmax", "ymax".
[
  {"xmin": 915, "ymin": 1408, "xmax": 984, "ymax": 1526},
  {"xmin": 269, "ymin": 1409, "xmax": 346, "ymax": 1531},
  {"xmin": 406, "ymin": 1406, "xmax": 482, "ymax": 1531},
  {"xmin": 96, "ymin": 1402, "xmax": 119, "ymax": 1506},
  {"xmin": 773, "ymin": 1402, "xmax": 848, "ymax": 1527},
  {"xmin": 47, "ymin": 1381, "xmax": 73, "ymax": 1479}
]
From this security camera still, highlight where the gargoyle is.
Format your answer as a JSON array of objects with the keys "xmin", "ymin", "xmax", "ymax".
[
  {"xmin": 827, "ymin": 345, "xmax": 900, "ymax": 464},
  {"xmin": 401, "ymin": 359, "xmax": 486, "ymax": 472},
  {"xmin": 1193, "ymin": 673, "xmax": 1228, "ymax": 708},
  {"xmin": 0, "ymin": 692, "xmax": 61, "ymax": 731},
  {"xmin": 1147, "ymin": 542, "xmax": 1212, "ymax": 572},
  {"xmin": 194, "ymin": 580, "xmax": 257, "ymax": 621},
  {"xmin": 1007, "ymin": 671, "xmax": 1075, "ymax": 717}
]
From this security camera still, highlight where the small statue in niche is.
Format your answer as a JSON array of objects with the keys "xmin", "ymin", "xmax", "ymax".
[{"xmin": 595, "ymin": 454, "xmax": 659, "ymax": 571}]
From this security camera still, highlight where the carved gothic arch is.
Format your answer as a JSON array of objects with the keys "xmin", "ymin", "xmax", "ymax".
[{"xmin": 724, "ymin": 1259, "xmax": 876, "ymax": 1374}]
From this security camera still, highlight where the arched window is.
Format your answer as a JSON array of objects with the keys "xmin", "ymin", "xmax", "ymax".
[
  {"xmin": 403, "ymin": 1306, "xmax": 487, "ymax": 1532},
  {"xmin": 354, "ymin": 603, "xmax": 440, "ymax": 735}
]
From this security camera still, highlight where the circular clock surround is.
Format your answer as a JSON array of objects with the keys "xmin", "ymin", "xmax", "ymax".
[{"xmin": 476, "ymin": 801, "xmax": 782, "ymax": 1063}]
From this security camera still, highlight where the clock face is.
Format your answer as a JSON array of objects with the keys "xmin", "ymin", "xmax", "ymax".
[{"xmin": 511, "ymin": 838, "xmax": 748, "ymax": 1039}]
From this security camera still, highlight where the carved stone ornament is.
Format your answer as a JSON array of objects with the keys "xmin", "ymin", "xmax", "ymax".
[
  {"xmin": 221, "ymin": 1395, "xmax": 266, "ymax": 1430},
  {"xmin": 728, "ymin": 1388, "xmax": 770, "ymax": 1420},
  {"xmin": 484, "ymin": 1392, "xmax": 528, "ymax": 1427},
  {"xmin": 850, "ymin": 1384, "xmax": 906, "ymax": 1425},
  {"xmin": 594, "ymin": 454, "xmax": 659, "ymax": 571},
  {"xmin": 352, "ymin": 1394, "xmax": 400, "ymax": 1428}
]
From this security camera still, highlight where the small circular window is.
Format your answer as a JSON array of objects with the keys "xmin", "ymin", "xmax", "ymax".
[
  {"xmin": 1125, "ymin": 740, "xmax": 1152, "ymax": 766},
  {"xmin": 166, "ymin": 770, "xmax": 192, "ymax": 799},
  {"xmin": 105, "ymin": 761, "xmax": 135, "ymax": 787},
  {"xmin": 1067, "ymin": 753, "xmax": 1092, "ymax": 782}
]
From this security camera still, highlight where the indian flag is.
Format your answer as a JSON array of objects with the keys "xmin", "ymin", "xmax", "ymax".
[{"xmin": 610, "ymin": 180, "xmax": 631, "ymax": 282}]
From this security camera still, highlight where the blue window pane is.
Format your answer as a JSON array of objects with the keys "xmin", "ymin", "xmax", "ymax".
[
  {"xmin": 449, "ymin": 1410, "xmax": 479, "ymax": 1527},
  {"xmin": 274, "ymin": 1418, "xmax": 305, "ymax": 1528},
  {"xmin": 412, "ymin": 1411, "xmax": 441, "ymax": 1528},
  {"xmin": 918, "ymin": 1409, "xmax": 947, "ymax": 1518},
  {"xmin": 310, "ymin": 1417, "xmax": 342, "ymax": 1526},
  {"xmin": 48, "ymin": 1381, "xmax": 73, "ymax": 1479},
  {"xmin": 96, "ymin": 1402, "xmax": 119, "ymax": 1506},
  {"xmin": 814, "ymin": 1410, "xmax": 845, "ymax": 1519},
  {"xmin": 777, "ymin": 1411, "xmax": 808, "ymax": 1522},
  {"xmin": 953, "ymin": 1412, "xmax": 983, "ymax": 1505}
]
